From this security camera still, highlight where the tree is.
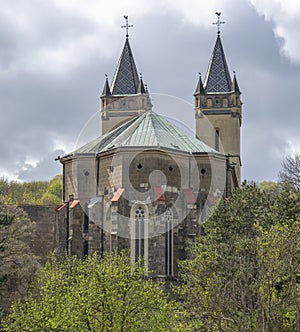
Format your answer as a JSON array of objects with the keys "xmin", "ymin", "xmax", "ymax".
[
  {"xmin": 38, "ymin": 174, "xmax": 62, "ymax": 205},
  {"xmin": 279, "ymin": 153, "xmax": 300, "ymax": 188},
  {"xmin": 0, "ymin": 175, "xmax": 62, "ymax": 205},
  {"xmin": 3, "ymin": 252, "xmax": 188, "ymax": 331},
  {"xmin": 256, "ymin": 222, "xmax": 300, "ymax": 332},
  {"xmin": 0, "ymin": 205, "xmax": 39, "ymax": 315},
  {"xmin": 178, "ymin": 184, "xmax": 300, "ymax": 332},
  {"xmin": 259, "ymin": 181, "xmax": 281, "ymax": 194}
]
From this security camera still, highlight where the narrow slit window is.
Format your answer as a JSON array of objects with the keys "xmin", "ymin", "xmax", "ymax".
[
  {"xmin": 165, "ymin": 208, "xmax": 173, "ymax": 276},
  {"xmin": 215, "ymin": 129, "xmax": 220, "ymax": 152}
]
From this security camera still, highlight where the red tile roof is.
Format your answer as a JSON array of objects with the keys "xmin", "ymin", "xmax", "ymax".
[
  {"xmin": 56, "ymin": 203, "xmax": 67, "ymax": 211},
  {"xmin": 183, "ymin": 189, "xmax": 196, "ymax": 204},
  {"xmin": 111, "ymin": 188, "xmax": 125, "ymax": 202},
  {"xmin": 154, "ymin": 186, "xmax": 166, "ymax": 201},
  {"xmin": 70, "ymin": 199, "xmax": 80, "ymax": 209}
]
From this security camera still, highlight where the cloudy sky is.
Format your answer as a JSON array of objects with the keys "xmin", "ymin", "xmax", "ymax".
[{"xmin": 1, "ymin": 0, "xmax": 300, "ymax": 182}]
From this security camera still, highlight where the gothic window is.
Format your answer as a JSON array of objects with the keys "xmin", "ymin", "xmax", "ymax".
[
  {"xmin": 215, "ymin": 129, "xmax": 220, "ymax": 152},
  {"xmin": 165, "ymin": 208, "xmax": 173, "ymax": 276},
  {"xmin": 222, "ymin": 98, "xmax": 228, "ymax": 107},
  {"xmin": 131, "ymin": 204, "xmax": 148, "ymax": 267},
  {"xmin": 135, "ymin": 206, "xmax": 145, "ymax": 262},
  {"xmin": 207, "ymin": 98, "xmax": 212, "ymax": 107}
]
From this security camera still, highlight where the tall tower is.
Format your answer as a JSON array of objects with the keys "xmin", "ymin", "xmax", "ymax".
[
  {"xmin": 194, "ymin": 13, "xmax": 242, "ymax": 182},
  {"xmin": 101, "ymin": 16, "xmax": 151, "ymax": 134}
]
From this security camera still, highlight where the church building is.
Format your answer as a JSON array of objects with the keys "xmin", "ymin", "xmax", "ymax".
[{"xmin": 56, "ymin": 15, "xmax": 242, "ymax": 277}]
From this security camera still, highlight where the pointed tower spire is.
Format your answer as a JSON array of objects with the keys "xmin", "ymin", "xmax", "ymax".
[
  {"xmin": 203, "ymin": 34, "xmax": 232, "ymax": 93},
  {"xmin": 195, "ymin": 13, "xmax": 242, "ymax": 184},
  {"xmin": 194, "ymin": 73, "xmax": 205, "ymax": 95},
  {"xmin": 204, "ymin": 13, "xmax": 231, "ymax": 93},
  {"xmin": 110, "ymin": 16, "xmax": 139, "ymax": 95},
  {"xmin": 101, "ymin": 16, "xmax": 151, "ymax": 134},
  {"xmin": 137, "ymin": 73, "xmax": 146, "ymax": 94},
  {"xmin": 101, "ymin": 74, "xmax": 111, "ymax": 97},
  {"xmin": 232, "ymin": 71, "xmax": 241, "ymax": 94}
]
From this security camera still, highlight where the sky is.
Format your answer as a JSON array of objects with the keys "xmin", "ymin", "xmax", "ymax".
[{"xmin": 0, "ymin": 0, "xmax": 300, "ymax": 183}]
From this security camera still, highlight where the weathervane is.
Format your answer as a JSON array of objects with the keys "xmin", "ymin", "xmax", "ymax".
[
  {"xmin": 213, "ymin": 12, "xmax": 225, "ymax": 35},
  {"xmin": 121, "ymin": 15, "xmax": 133, "ymax": 38}
]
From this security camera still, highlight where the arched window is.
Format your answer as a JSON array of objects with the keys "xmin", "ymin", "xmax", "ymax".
[
  {"xmin": 165, "ymin": 208, "xmax": 173, "ymax": 276},
  {"xmin": 223, "ymin": 98, "xmax": 228, "ymax": 107},
  {"xmin": 207, "ymin": 98, "xmax": 212, "ymax": 107},
  {"xmin": 215, "ymin": 129, "xmax": 220, "ymax": 152},
  {"xmin": 135, "ymin": 206, "xmax": 145, "ymax": 262},
  {"xmin": 131, "ymin": 204, "xmax": 148, "ymax": 267}
]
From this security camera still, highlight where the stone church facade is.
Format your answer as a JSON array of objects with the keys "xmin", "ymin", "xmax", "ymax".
[{"xmin": 55, "ymin": 18, "xmax": 242, "ymax": 277}]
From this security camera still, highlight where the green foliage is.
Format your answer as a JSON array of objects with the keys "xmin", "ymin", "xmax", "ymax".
[
  {"xmin": 259, "ymin": 181, "xmax": 281, "ymax": 193},
  {"xmin": 179, "ymin": 184, "xmax": 300, "ymax": 332},
  {"xmin": 3, "ymin": 252, "xmax": 187, "ymax": 332},
  {"xmin": 0, "ymin": 205, "xmax": 39, "ymax": 315},
  {"xmin": 0, "ymin": 175, "xmax": 62, "ymax": 205}
]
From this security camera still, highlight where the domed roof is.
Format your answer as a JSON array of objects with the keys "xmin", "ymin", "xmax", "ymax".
[{"xmin": 69, "ymin": 111, "xmax": 219, "ymax": 157}]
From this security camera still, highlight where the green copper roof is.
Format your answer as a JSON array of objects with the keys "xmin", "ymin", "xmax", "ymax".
[{"xmin": 72, "ymin": 111, "xmax": 218, "ymax": 156}]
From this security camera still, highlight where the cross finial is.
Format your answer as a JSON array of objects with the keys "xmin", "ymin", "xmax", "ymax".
[
  {"xmin": 213, "ymin": 12, "xmax": 225, "ymax": 35},
  {"xmin": 121, "ymin": 15, "xmax": 133, "ymax": 39}
]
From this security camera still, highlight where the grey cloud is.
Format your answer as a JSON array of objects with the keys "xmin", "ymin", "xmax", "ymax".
[
  {"xmin": 0, "ymin": 1, "xmax": 299, "ymax": 182},
  {"xmin": 17, "ymin": 149, "xmax": 64, "ymax": 181}
]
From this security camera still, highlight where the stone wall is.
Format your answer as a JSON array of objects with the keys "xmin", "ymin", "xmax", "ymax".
[{"xmin": 20, "ymin": 204, "xmax": 57, "ymax": 261}]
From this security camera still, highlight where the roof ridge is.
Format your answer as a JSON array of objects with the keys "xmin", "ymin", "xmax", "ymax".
[
  {"xmin": 105, "ymin": 111, "xmax": 149, "ymax": 148},
  {"xmin": 72, "ymin": 114, "xmax": 139, "ymax": 155},
  {"xmin": 157, "ymin": 114, "xmax": 218, "ymax": 153}
]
